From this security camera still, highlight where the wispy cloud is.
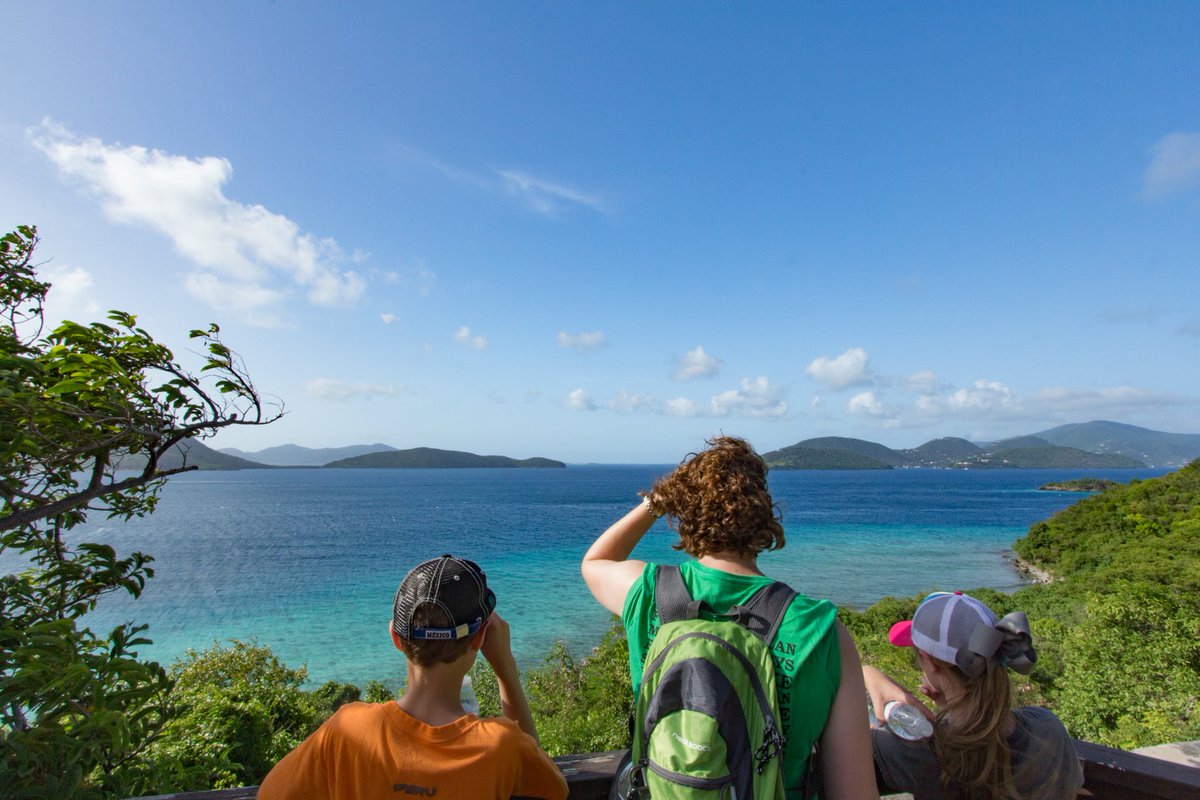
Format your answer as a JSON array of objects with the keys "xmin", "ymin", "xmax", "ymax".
[
  {"xmin": 390, "ymin": 142, "xmax": 607, "ymax": 217},
  {"xmin": 453, "ymin": 326, "xmax": 488, "ymax": 349},
  {"xmin": 673, "ymin": 345, "xmax": 723, "ymax": 381},
  {"xmin": 608, "ymin": 389, "xmax": 658, "ymax": 414},
  {"xmin": 380, "ymin": 313, "xmax": 398, "ymax": 325},
  {"xmin": 31, "ymin": 121, "xmax": 366, "ymax": 322},
  {"xmin": 1142, "ymin": 132, "xmax": 1200, "ymax": 199},
  {"xmin": 805, "ymin": 348, "xmax": 874, "ymax": 391},
  {"xmin": 305, "ymin": 378, "xmax": 398, "ymax": 402},
  {"xmin": 557, "ymin": 330, "xmax": 607, "ymax": 352},
  {"xmin": 497, "ymin": 169, "xmax": 606, "ymax": 216}
]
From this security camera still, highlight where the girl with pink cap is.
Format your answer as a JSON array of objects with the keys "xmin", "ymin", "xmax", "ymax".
[{"xmin": 862, "ymin": 591, "xmax": 1081, "ymax": 799}]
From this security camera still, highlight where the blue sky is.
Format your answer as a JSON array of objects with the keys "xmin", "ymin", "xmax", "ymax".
[{"xmin": 2, "ymin": 3, "xmax": 1198, "ymax": 463}]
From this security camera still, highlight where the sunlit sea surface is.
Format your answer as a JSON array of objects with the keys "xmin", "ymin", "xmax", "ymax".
[{"xmin": 7, "ymin": 466, "xmax": 1167, "ymax": 688}]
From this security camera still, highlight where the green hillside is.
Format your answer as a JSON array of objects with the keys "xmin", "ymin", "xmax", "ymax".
[
  {"xmin": 983, "ymin": 435, "xmax": 1051, "ymax": 452},
  {"xmin": 845, "ymin": 461, "xmax": 1200, "ymax": 750},
  {"xmin": 962, "ymin": 445, "xmax": 1144, "ymax": 469},
  {"xmin": 1033, "ymin": 420, "xmax": 1200, "ymax": 467},
  {"xmin": 764, "ymin": 436, "xmax": 908, "ymax": 467},
  {"xmin": 903, "ymin": 436, "xmax": 982, "ymax": 465},
  {"xmin": 116, "ymin": 439, "xmax": 270, "ymax": 471},
  {"xmin": 762, "ymin": 446, "xmax": 893, "ymax": 470},
  {"xmin": 325, "ymin": 447, "xmax": 565, "ymax": 468}
]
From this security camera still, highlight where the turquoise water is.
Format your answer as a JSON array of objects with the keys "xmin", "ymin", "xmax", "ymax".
[{"xmin": 10, "ymin": 465, "xmax": 1165, "ymax": 689}]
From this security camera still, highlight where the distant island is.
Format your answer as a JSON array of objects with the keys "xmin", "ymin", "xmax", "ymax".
[
  {"xmin": 325, "ymin": 448, "xmax": 566, "ymax": 469},
  {"xmin": 198, "ymin": 420, "xmax": 1199, "ymax": 472},
  {"xmin": 1038, "ymin": 478, "xmax": 1119, "ymax": 492},
  {"xmin": 757, "ymin": 420, "xmax": 1200, "ymax": 470}
]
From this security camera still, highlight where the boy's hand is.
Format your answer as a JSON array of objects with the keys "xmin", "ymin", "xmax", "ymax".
[{"xmin": 481, "ymin": 613, "xmax": 517, "ymax": 675}]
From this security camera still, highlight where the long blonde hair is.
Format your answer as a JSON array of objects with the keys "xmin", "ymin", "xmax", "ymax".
[{"xmin": 930, "ymin": 656, "xmax": 1016, "ymax": 799}]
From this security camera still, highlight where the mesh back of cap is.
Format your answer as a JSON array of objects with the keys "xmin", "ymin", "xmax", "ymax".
[{"xmin": 393, "ymin": 555, "xmax": 495, "ymax": 640}]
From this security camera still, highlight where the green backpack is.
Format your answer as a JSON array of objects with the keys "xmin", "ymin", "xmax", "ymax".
[{"xmin": 627, "ymin": 565, "xmax": 796, "ymax": 800}]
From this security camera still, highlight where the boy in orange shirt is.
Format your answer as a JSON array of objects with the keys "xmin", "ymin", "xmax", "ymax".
[{"xmin": 259, "ymin": 554, "xmax": 568, "ymax": 800}]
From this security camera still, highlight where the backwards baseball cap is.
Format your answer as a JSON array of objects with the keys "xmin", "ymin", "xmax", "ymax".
[
  {"xmin": 392, "ymin": 554, "xmax": 497, "ymax": 641},
  {"xmin": 888, "ymin": 591, "xmax": 1037, "ymax": 679}
]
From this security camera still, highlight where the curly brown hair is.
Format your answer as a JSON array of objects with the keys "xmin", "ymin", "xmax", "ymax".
[{"xmin": 643, "ymin": 436, "xmax": 785, "ymax": 558}]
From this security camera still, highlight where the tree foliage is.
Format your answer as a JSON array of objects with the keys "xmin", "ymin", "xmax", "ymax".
[{"xmin": 0, "ymin": 226, "xmax": 281, "ymax": 798}]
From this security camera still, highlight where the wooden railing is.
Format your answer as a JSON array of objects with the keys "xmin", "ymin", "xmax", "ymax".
[{"xmin": 128, "ymin": 742, "xmax": 1200, "ymax": 800}]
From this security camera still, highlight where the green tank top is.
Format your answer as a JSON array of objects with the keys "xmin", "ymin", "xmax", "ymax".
[{"xmin": 622, "ymin": 561, "xmax": 840, "ymax": 799}]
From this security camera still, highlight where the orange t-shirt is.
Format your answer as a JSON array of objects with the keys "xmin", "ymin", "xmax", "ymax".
[{"xmin": 257, "ymin": 702, "xmax": 568, "ymax": 800}]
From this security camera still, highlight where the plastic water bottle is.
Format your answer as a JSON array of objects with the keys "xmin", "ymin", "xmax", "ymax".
[
  {"xmin": 867, "ymin": 695, "xmax": 933, "ymax": 741},
  {"xmin": 460, "ymin": 675, "xmax": 480, "ymax": 715}
]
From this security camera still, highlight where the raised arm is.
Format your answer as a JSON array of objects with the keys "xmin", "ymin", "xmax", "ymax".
[
  {"xmin": 819, "ymin": 622, "xmax": 881, "ymax": 800},
  {"xmin": 480, "ymin": 613, "xmax": 539, "ymax": 742},
  {"xmin": 861, "ymin": 664, "xmax": 935, "ymax": 724},
  {"xmin": 580, "ymin": 499, "xmax": 655, "ymax": 615}
]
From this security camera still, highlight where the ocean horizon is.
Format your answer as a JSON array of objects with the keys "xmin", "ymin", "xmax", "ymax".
[{"xmin": 10, "ymin": 465, "xmax": 1168, "ymax": 690}]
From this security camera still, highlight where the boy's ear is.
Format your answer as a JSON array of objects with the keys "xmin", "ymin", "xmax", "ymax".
[
  {"xmin": 471, "ymin": 621, "xmax": 488, "ymax": 652},
  {"xmin": 389, "ymin": 623, "xmax": 405, "ymax": 652}
]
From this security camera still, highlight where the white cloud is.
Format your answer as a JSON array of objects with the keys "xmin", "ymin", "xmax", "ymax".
[
  {"xmin": 608, "ymin": 389, "xmax": 658, "ymax": 414},
  {"xmin": 673, "ymin": 345, "xmax": 723, "ymax": 381},
  {"xmin": 708, "ymin": 376, "xmax": 787, "ymax": 419},
  {"xmin": 557, "ymin": 330, "xmax": 606, "ymax": 352},
  {"xmin": 497, "ymin": 169, "xmax": 606, "ymax": 215},
  {"xmin": 1142, "ymin": 132, "xmax": 1200, "ymax": 199},
  {"xmin": 805, "ymin": 347, "xmax": 873, "ymax": 391},
  {"xmin": 666, "ymin": 397, "xmax": 698, "ymax": 417},
  {"xmin": 305, "ymin": 378, "xmax": 398, "ymax": 402},
  {"xmin": 948, "ymin": 380, "xmax": 1017, "ymax": 412},
  {"xmin": 380, "ymin": 313, "xmax": 397, "ymax": 325},
  {"xmin": 564, "ymin": 388, "xmax": 597, "ymax": 411},
  {"xmin": 31, "ymin": 121, "xmax": 366, "ymax": 319},
  {"xmin": 453, "ymin": 326, "xmax": 487, "ymax": 349},
  {"xmin": 847, "ymin": 391, "xmax": 887, "ymax": 417},
  {"xmin": 44, "ymin": 265, "xmax": 100, "ymax": 318}
]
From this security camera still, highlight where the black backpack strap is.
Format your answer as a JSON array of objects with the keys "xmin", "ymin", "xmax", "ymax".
[
  {"xmin": 728, "ymin": 580, "xmax": 796, "ymax": 645},
  {"xmin": 654, "ymin": 565, "xmax": 702, "ymax": 623}
]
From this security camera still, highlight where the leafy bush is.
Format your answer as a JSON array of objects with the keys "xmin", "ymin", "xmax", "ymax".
[
  {"xmin": 523, "ymin": 619, "xmax": 632, "ymax": 757},
  {"xmin": 149, "ymin": 641, "xmax": 325, "ymax": 789}
]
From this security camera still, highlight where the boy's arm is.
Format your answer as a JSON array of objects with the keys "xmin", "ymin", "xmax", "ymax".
[{"xmin": 481, "ymin": 613, "xmax": 539, "ymax": 742}]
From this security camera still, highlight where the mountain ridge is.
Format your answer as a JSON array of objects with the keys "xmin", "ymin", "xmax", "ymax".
[{"xmin": 763, "ymin": 420, "xmax": 1196, "ymax": 469}]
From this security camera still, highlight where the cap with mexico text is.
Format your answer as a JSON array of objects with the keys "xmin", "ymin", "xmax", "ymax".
[{"xmin": 393, "ymin": 554, "xmax": 497, "ymax": 641}]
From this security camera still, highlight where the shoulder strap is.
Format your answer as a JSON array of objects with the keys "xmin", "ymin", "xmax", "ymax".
[
  {"xmin": 728, "ymin": 581, "xmax": 796, "ymax": 645},
  {"xmin": 654, "ymin": 565, "xmax": 702, "ymax": 624},
  {"xmin": 656, "ymin": 564, "xmax": 796, "ymax": 643}
]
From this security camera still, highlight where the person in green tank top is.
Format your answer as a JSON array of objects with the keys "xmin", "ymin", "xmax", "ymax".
[{"xmin": 582, "ymin": 436, "xmax": 879, "ymax": 800}]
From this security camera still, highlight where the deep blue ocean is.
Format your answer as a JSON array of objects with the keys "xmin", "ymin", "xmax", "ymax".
[{"xmin": 13, "ymin": 466, "xmax": 1167, "ymax": 689}]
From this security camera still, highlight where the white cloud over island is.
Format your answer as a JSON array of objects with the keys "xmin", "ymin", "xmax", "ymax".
[{"xmin": 805, "ymin": 347, "xmax": 874, "ymax": 391}]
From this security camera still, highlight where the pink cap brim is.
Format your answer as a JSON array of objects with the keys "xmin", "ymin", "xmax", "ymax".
[{"xmin": 888, "ymin": 620, "xmax": 914, "ymax": 647}]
